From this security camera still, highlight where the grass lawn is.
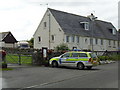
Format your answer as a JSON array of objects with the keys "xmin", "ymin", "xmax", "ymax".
[
  {"xmin": 6, "ymin": 54, "xmax": 32, "ymax": 64},
  {"xmin": 0, "ymin": 68, "xmax": 13, "ymax": 71}
]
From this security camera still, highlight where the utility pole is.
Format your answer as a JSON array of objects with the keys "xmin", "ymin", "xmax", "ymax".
[
  {"xmin": 88, "ymin": 13, "xmax": 97, "ymax": 51},
  {"xmin": 48, "ymin": 12, "xmax": 51, "ymax": 49},
  {"xmin": 40, "ymin": 3, "xmax": 50, "ymax": 49}
]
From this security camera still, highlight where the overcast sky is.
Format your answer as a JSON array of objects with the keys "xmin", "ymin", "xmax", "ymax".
[{"xmin": 0, "ymin": 0, "xmax": 119, "ymax": 41}]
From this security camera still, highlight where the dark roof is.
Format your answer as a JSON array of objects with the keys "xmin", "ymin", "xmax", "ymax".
[
  {"xmin": 0, "ymin": 32, "xmax": 9, "ymax": 39},
  {"xmin": 0, "ymin": 32, "xmax": 17, "ymax": 43},
  {"xmin": 49, "ymin": 8, "xmax": 118, "ymax": 40}
]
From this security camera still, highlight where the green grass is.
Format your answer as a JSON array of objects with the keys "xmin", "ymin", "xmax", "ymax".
[
  {"xmin": 6, "ymin": 54, "xmax": 32, "ymax": 64},
  {"xmin": 0, "ymin": 68, "xmax": 13, "ymax": 71}
]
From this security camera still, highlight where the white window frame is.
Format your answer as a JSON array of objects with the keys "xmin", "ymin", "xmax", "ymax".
[
  {"xmin": 76, "ymin": 36, "xmax": 79, "ymax": 43},
  {"xmin": 80, "ymin": 22, "xmax": 89, "ymax": 30},
  {"xmin": 112, "ymin": 28, "xmax": 116, "ymax": 35},
  {"xmin": 71, "ymin": 36, "xmax": 75, "ymax": 42},
  {"xmin": 66, "ymin": 36, "xmax": 70, "ymax": 43}
]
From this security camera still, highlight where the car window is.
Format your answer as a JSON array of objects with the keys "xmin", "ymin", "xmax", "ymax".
[
  {"xmin": 71, "ymin": 53, "xmax": 88, "ymax": 57},
  {"xmin": 61, "ymin": 53, "xmax": 70, "ymax": 58},
  {"xmin": 79, "ymin": 53, "xmax": 88, "ymax": 57},
  {"xmin": 72, "ymin": 53, "xmax": 80, "ymax": 57},
  {"xmin": 89, "ymin": 53, "xmax": 97, "ymax": 58}
]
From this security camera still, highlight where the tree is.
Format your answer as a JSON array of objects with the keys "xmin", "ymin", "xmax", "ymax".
[{"xmin": 28, "ymin": 38, "xmax": 34, "ymax": 48}]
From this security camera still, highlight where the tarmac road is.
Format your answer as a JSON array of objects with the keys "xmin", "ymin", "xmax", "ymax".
[{"xmin": 2, "ymin": 61, "xmax": 119, "ymax": 89}]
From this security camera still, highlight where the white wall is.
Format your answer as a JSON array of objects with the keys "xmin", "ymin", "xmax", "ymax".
[
  {"xmin": 34, "ymin": 9, "xmax": 64, "ymax": 49},
  {"xmin": 64, "ymin": 34, "xmax": 119, "ymax": 51}
]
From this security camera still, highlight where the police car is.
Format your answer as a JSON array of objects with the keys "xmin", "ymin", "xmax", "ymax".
[{"xmin": 49, "ymin": 51, "xmax": 99, "ymax": 70}]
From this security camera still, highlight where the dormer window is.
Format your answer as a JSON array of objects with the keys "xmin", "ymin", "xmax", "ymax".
[
  {"xmin": 112, "ymin": 28, "xmax": 116, "ymax": 35},
  {"xmin": 109, "ymin": 28, "xmax": 116, "ymax": 35},
  {"xmin": 80, "ymin": 22, "xmax": 89, "ymax": 30}
]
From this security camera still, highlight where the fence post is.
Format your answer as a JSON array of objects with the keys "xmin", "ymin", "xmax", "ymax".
[{"xmin": 18, "ymin": 53, "xmax": 21, "ymax": 65}]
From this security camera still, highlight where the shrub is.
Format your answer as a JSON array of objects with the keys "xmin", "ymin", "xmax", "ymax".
[{"xmin": 54, "ymin": 43, "xmax": 69, "ymax": 51}]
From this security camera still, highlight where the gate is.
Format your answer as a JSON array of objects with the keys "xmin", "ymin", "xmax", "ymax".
[{"xmin": 4, "ymin": 48, "xmax": 33, "ymax": 65}]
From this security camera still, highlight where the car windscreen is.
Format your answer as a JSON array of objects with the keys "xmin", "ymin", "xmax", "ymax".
[
  {"xmin": 61, "ymin": 53, "xmax": 70, "ymax": 58},
  {"xmin": 89, "ymin": 53, "xmax": 97, "ymax": 58}
]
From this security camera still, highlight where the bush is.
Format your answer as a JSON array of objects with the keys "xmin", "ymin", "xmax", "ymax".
[
  {"xmin": 98, "ymin": 54, "xmax": 120, "ymax": 61},
  {"xmin": 54, "ymin": 43, "xmax": 69, "ymax": 51}
]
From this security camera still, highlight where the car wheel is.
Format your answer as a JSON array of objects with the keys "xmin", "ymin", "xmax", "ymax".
[
  {"xmin": 87, "ymin": 66, "xmax": 92, "ymax": 70},
  {"xmin": 77, "ymin": 63, "xmax": 84, "ymax": 70},
  {"xmin": 52, "ymin": 61, "xmax": 58, "ymax": 67}
]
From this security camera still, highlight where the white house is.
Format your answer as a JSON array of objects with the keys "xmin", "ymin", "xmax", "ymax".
[{"xmin": 34, "ymin": 8, "xmax": 119, "ymax": 51}]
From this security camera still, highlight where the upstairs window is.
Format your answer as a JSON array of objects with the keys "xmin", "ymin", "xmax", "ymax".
[
  {"xmin": 38, "ymin": 36, "xmax": 41, "ymax": 42},
  {"xmin": 109, "ymin": 28, "xmax": 116, "ymax": 35},
  {"xmin": 43, "ymin": 22, "xmax": 47, "ymax": 28},
  {"xmin": 112, "ymin": 28, "xmax": 116, "ymax": 35},
  {"xmin": 80, "ymin": 22, "xmax": 89, "ymax": 30}
]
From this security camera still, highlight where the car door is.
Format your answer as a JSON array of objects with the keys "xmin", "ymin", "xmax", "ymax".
[
  {"xmin": 59, "ymin": 53, "xmax": 71, "ymax": 65},
  {"xmin": 65, "ymin": 53, "xmax": 80, "ymax": 66}
]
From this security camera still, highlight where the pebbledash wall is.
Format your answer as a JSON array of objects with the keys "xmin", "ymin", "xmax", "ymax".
[{"xmin": 34, "ymin": 9, "xmax": 65, "ymax": 50}]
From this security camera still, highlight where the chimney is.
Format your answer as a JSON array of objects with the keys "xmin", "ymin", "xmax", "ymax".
[{"xmin": 87, "ymin": 13, "xmax": 97, "ymax": 21}]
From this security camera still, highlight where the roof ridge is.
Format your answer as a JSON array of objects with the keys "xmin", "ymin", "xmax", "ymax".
[
  {"xmin": 48, "ymin": 8, "xmax": 88, "ymax": 19},
  {"xmin": 48, "ymin": 8, "xmax": 114, "ymax": 24}
]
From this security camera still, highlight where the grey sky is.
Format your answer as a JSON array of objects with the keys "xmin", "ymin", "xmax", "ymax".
[{"xmin": 0, "ymin": 0, "xmax": 119, "ymax": 40}]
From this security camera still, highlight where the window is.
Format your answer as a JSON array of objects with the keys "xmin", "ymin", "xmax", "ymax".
[
  {"xmin": 76, "ymin": 36, "xmax": 79, "ymax": 43},
  {"xmin": 79, "ymin": 53, "xmax": 88, "ymax": 57},
  {"xmin": 44, "ymin": 22, "xmax": 47, "ymax": 28},
  {"xmin": 66, "ymin": 36, "xmax": 70, "ymax": 43},
  {"xmin": 51, "ymin": 35, "xmax": 55, "ymax": 41},
  {"xmin": 72, "ymin": 53, "xmax": 80, "ymax": 57},
  {"xmin": 112, "ymin": 28, "xmax": 116, "ymax": 35},
  {"xmin": 101, "ymin": 39, "xmax": 103, "ymax": 45},
  {"xmin": 80, "ymin": 22, "xmax": 89, "ymax": 30},
  {"xmin": 109, "ymin": 40, "xmax": 111, "ymax": 45},
  {"xmin": 61, "ymin": 53, "xmax": 70, "ymax": 58},
  {"xmin": 38, "ymin": 36, "xmax": 41, "ymax": 42},
  {"xmin": 71, "ymin": 36, "xmax": 75, "ymax": 42},
  {"xmin": 90, "ymin": 38, "xmax": 93, "ymax": 45},
  {"xmin": 85, "ymin": 38, "xmax": 88, "ymax": 43},
  {"xmin": 113, "ymin": 40, "xmax": 116, "ymax": 46},
  {"xmin": 72, "ymin": 53, "xmax": 88, "ymax": 57},
  {"xmin": 109, "ymin": 28, "xmax": 116, "ymax": 35},
  {"xmin": 95, "ymin": 38, "xmax": 98, "ymax": 45},
  {"xmin": 89, "ymin": 53, "xmax": 97, "ymax": 58}
]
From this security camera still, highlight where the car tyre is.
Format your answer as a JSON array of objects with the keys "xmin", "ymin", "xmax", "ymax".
[
  {"xmin": 77, "ymin": 63, "xmax": 84, "ymax": 70},
  {"xmin": 52, "ymin": 61, "xmax": 58, "ymax": 67}
]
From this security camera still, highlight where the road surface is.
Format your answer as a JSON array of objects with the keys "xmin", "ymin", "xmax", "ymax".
[{"xmin": 2, "ymin": 62, "xmax": 119, "ymax": 89}]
